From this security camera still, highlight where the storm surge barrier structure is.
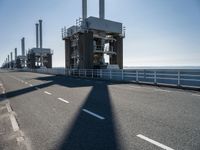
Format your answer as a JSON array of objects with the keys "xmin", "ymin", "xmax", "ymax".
[{"xmin": 24, "ymin": 68, "xmax": 200, "ymax": 89}]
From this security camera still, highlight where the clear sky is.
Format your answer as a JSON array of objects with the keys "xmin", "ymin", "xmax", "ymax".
[{"xmin": 0, "ymin": 0, "xmax": 200, "ymax": 67}]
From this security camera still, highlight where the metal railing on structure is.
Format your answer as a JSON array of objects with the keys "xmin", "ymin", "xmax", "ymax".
[{"xmin": 25, "ymin": 68, "xmax": 200, "ymax": 89}]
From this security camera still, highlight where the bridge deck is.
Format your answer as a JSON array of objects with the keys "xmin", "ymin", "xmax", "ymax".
[{"xmin": 0, "ymin": 70, "xmax": 200, "ymax": 150}]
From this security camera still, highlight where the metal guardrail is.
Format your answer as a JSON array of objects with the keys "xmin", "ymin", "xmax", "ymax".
[{"xmin": 26, "ymin": 68, "xmax": 200, "ymax": 89}]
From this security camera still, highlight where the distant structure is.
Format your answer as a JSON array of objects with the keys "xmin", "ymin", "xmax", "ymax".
[
  {"xmin": 27, "ymin": 20, "xmax": 53, "ymax": 68},
  {"xmin": 1, "ymin": 19, "xmax": 53, "ymax": 69},
  {"xmin": 62, "ymin": 0, "xmax": 125, "ymax": 69},
  {"xmin": 15, "ymin": 37, "xmax": 27, "ymax": 68}
]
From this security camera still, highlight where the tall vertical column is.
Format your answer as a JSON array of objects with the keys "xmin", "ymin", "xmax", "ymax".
[
  {"xmin": 21, "ymin": 37, "xmax": 25, "ymax": 56},
  {"xmin": 10, "ymin": 52, "xmax": 13, "ymax": 68},
  {"xmin": 8, "ymin": 55, "xmax": 10, "ymax": 68},
  {"xmin": 15, "ymin": 48, "xmax": 17, "ymax": 60},
  {"xmin": 10, "ymin": 52, "xmax": 13, "ymax": 62},
  {"xmin": 82, "ymin": 0, "xmax": 87, "ymax": 20},
  {"xmin": 99, "ymin": 0, "xmax": 105, "ymax": 19},
  {"xmin": 36, "ymin": 23, "xmax": 39, "ymax": 48},
  {"xmin": 39, "ymin": 20, "xmax": 43, "ymax": 48}
]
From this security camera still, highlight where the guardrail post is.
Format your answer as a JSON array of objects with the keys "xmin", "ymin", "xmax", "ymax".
[
  {"xmin": 122, "ymin": 69, "xmax": 124, "ymax": 80},
  {"xmin": 66, "ymin": 69, "xmax": 68, "ymax": 76},
  {"xmin": 136, "ymin": 70, "xmax": 139, "ymax": 82},
  {"xmin": 154, "ymin": 71, "xmax": 157, "ymax": 84},
  {"xmin": 100, "ymin": 69, "xmax": 102, "ymax": 78},
  {"xmin": 110, "ymin": 70, "xmax": 112, "ymax": 79},
  {"xmin": 178, "ymin": 71, "xmax": 180, "ymax": 86}
]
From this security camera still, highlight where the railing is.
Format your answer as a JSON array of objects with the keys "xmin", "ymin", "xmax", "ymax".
[{"xmin": 25, "ymin": 68, "xmax": 200, "ymax": 89}]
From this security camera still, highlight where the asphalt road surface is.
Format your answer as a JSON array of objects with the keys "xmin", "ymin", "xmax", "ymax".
[{"xmin": 0, "ymin": 70, "xmax": 200, "ymax": 150}]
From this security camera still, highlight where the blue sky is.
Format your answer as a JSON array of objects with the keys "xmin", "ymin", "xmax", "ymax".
[{"xmin": 0, "ymin": 0, "xmax": 200, "ymax": 67}]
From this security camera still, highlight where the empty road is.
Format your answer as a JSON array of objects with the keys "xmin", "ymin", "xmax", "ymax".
[{"xmin": 0, "ymin": 70, "xmax": 200, "ymax": 150}]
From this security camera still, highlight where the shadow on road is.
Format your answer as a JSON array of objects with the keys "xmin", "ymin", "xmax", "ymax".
[
  {"xmin": 0, "ymin": 73, "xmax": 124, "ymax": 149},
  {"xmin": 58, "ymin": 84, "xmax": 123, "ymax": 150}
]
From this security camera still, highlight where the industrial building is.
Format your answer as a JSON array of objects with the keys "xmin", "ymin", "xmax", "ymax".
[
  {"xmin": 62, "ymin": 0, "xmax": 125, "ymax": 69},
  {"xmin": 1, "ymin": 19, "xmax": 53, "ymax": 69},
  {"xmin": 27, "ymin": 20, "xmax": 53, "ymax": 69}
]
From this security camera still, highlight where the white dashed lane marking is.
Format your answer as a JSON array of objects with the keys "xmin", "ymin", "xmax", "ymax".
[
  {"xmin": 137, "ymin": 134, "xmax": 174, "ymax": 150},
  {"xmin": 57, "ymin": 98, "xmax": 69, "ymax": 104},
  {"xmin": 82, "ymin": 109, "xmax": 105, "ymax": 120},
  {"xmin": 44, "ymin": 91, "xmax": 52, "ymax": 95}
]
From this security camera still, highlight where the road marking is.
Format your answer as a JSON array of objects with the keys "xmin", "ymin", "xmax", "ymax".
[
  {"xmin": 155, "ymin": 89, "xmax": 171, "ymax": 93},
  {"xmin": 9, "ymin": 113, "xmax": 20, "ymax": 132},
  {"xmin": 6, "ymin": 103, "xmax": 12, "ymax": 112},
  {"xmin": 137, "ymin": 134, "xmax": 174, "ymax": 150},
  {"xmin": 6, "ymin": 103, "xmax": 20, "ymax": 132},
  {"xmin": 44, "ymin": 91, "xmax": 52, "ymax": 95},
  {"xmin": 192, "ymin": 94, "xmax": 200, "ymax": 97},
  {"xmin": 16, "ymin": 137, "xmax": 24, "ymax": 142},
  {"xmin": 57, "ymin": 98, "xmax": 69, "ymax": 104},
  {"xmin": 128, "ymin": 85, "xmax": 141, "ymax": 89},
  {"xmin": 29, "ymin": 84, "xmax": 33, "ymax": 86},
  {"xmin": 82, "ymin": 109, "xmax": 105, "ymax": 120},
  {"xmin": 2, "ymin": 87, "xmax": 5, "ymax": 94}
]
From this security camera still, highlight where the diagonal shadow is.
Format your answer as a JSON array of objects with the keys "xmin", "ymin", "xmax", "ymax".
[
  {"xmin": 34, "ymin": 75, "xmax": 113, "ymax": 88},
  {"xmin": 0, "ymin": 72, "xmax": 124, "ymax": 149},
  {"xmin": 58, "ymin": 84, "xmax": 123, "ymax": 150},
  {"xmin": 0, "ymin": 81, "xmax": 54, "ymax": 100},
  {"xmin": 0, "ymin": 74, "xmax": 121, "ymax": 101}
]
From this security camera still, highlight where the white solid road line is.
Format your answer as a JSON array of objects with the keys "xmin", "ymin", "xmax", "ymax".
[
  {"xmin": 82, "ymin": 109, "xmax": 105, "ymax": 120},
  {"xmin": 6, "ymin": 103, "xmax": 20, "ymax": 132},
  {"xmin": 192, "ymin": 93, "xmax": 200, "ymax": 97},
  {"xmin": 128, "ymin": 85, "xmax": 141, "ymax": 89},
  {"xmin": 44, "ymin": 91, "xmax": 52, "ymax": 95},
  {"xmin": 155, "ymin": 89, "xmax": 171, "ymax": 93},
  {"xmin": 57, "ymin": 98, "xmax": 69, "ymax": 104},
  {"xmin": 29, "ymin": 84, "xmax": 33, "ymax": 86},
  {"xmin": 9, "ymin": 114, "xmax": 20, "ymax": 132},
  {"xmin": 6, "ymin": 103, "xmax": 12, "ymax": 113},
  {"xmin": 137, "ymin": 134, "xmax": 174, "ymax": 150}
]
